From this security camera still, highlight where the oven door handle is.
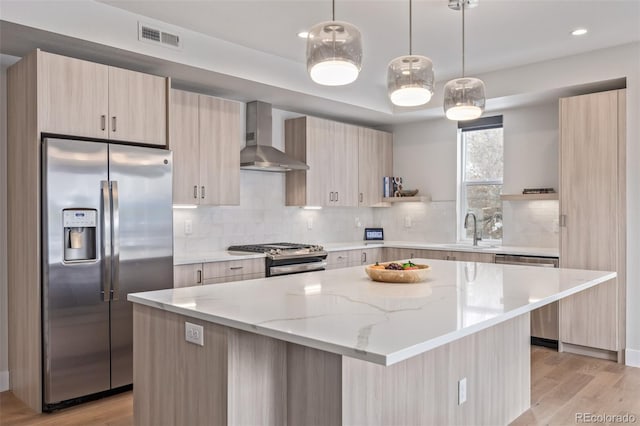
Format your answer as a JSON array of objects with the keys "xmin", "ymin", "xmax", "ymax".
[{"xmin": 270, "ymin": 261, "xmax": 327, "ymax": 276}]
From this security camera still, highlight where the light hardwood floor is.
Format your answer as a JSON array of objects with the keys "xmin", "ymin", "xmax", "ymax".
[
  {"xmin": 0, "ymin": 391, "xmax": 132, "ymax": 426},
  {"xmin": 1, "ymin": 346, "xmax": 639, "ymax": 425}
]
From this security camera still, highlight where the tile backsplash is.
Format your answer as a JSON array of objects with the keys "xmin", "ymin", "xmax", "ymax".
[
  {"xmin": 174, "ymin": 172, "xmax": 559, "ymax": 255},
  {"xmin": 173, "ymin": 171, "xmax": 376, "ymax": 255},
  {"xmin": 501, "ymin": 200, "xmax": 559, "ymax": 248}
]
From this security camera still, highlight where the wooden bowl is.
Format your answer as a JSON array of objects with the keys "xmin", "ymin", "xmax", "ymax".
[{"xmin": 364, "ymin": 263, "xmax": 431, "ymax": 284}]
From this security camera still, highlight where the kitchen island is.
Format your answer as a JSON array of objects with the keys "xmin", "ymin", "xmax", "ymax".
[{"xmin": 129, "ymin": 259, "xmax": 615, "ymax": 426}]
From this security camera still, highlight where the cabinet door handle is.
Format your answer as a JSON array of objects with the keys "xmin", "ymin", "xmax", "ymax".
[
  {"xmin": 359, "ymin": 193, "xmax": 363, "ymax": 203},
  {"xmin": 329, "ymin": 192, "xmax": 334, "ymax": 202},
  {"xmin": 559, "ymin": 214, "xmax": 567, "ymax": 227},
  {"xmin": 361, "ymin": 252, "xmax": 366, "ymax": 263},
  {"xmin": 111, "ymin": 116, "xmax": 117, "ymax": 132},
  {"xmin": 229, "ymin": 266, "xmax": 244, "ymax": 270},
  {"xmin": 337, "ymin": 255, "xmax": 345, "ymax": 260},
  {"xmin": 201, "ymin": 186, "xmax": 205, "ymax": 199},
  {"xmin": 193, "ymin": 185, "xmax": 198, "ymax": 199},
  {"xmin": 335, "ymin": 192, "xmax": 339, "ymax": 202},
  {"xmin": 197, "ymin": 270, "xmax": 202, "ymax": 284},
  {"xmin": 101, "ymin": 115, "xmax": 106, "ymax": 131}
]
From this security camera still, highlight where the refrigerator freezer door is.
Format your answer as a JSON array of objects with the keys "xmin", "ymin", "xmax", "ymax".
[
  {"xmin": 43, "ymin": 139, "xmax": 111, "ymax": 406},
  {"xmin": 108, "ymin": 144, "xmax": 173, "ymax": 388}
]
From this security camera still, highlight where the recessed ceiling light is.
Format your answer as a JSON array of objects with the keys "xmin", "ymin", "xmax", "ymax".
[
  {"xmin": 297, "ymin": 31, "xmax": 309, "ymax": 38},
  {"xmin": 571, "ymin": 28, "xmax": 588, "ymax": 36}
]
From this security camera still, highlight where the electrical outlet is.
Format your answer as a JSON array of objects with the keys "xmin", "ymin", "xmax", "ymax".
[
  {"xmin": 458, "ymin": 377, "xmax": 467, "ymax": 405},
  {"xmin": 355, "ymin": 217, "xmax": 362, "ymax": 228},
  {"xmin": 185, "ymin": 322, "xmax": 204, "ymax": 346},
  {"xmin": 307, "ymin": 218, "xmax": 313, "ymax": 230},
  {"xmin": 404, "ymin": 215, "xmax": 412, "ymax": 228},
  {"xmin": 184, "ymin": 219, "xmax": 193, "ymax": 235}
]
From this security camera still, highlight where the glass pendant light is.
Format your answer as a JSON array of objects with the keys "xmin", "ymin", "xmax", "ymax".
[
  {"xmin": 387, "ymin": 0, "xmax": 434, "ymax": 107},
  {"xmin": 443, "ymin": 0, "xmax": 486, "ymax": 121},
  {"xmin": 307, "ymin": 0, "xmax": 362, "ymax": 86}
]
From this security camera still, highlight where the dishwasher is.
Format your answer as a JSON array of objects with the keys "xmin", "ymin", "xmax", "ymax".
[{"xmin": 495, "ymin": 254, "xmax": 560, "ymax": 349}]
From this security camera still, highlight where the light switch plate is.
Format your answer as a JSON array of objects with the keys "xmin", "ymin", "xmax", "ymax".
[
  {"xmin": 184, "ymin": 219, "xmax": 193, "ymax": 235},
  {"xmin": 185, "ymin": 322, "xmax": 204, "ymax": 346}
]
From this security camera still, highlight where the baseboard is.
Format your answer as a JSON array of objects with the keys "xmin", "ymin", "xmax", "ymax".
[
  {"xmin": 626, "ymin": 348, "xmax": 640, "ymax": 368},
  {"xmin": 0, "ymin": 370, "xmax": 8, "ymax": 392},
  {"xmin": 560, "ymin": 342, "xmax": 618, "ymax": 361}
]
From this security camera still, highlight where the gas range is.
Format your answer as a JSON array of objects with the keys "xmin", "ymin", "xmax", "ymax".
[
  {"xmin": 228, "ymin": 242, "xmax": 326, "ymax": 259},
  {"xmin": 227, "ymin": 243, "xmax": 327, "ymax": 277}
]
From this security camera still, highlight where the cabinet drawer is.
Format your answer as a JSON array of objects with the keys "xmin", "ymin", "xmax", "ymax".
[
  {"xmin": 203, "ymin": 273, "xmax": 265, "ymax": 285},
  {"xmin": 203, "ymin": 258, "xmax": 265, "ymax": 280},
  {"xmin": 326, "ymin": 250, "xmax": 355, "ymax": 270}
]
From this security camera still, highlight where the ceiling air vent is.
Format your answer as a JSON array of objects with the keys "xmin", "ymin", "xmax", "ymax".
[{"xmin": 138, "ymin": 22, "xmax": 182, "ymax": 50}]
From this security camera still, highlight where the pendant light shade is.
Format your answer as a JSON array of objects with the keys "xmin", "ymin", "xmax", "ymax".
[
  {"xmin": 388, "ymin": 56, "xmax": 434, "ymax": 106},
  {"xmin": 444, "ymin": 0, "xmax": 486, "ymax": 121},
  {"xmin": 387, "ymin": 0, "xmax": 434, "ymax": 107},
  {"xmin": 307, "ymin": 20, "xmax": 362, "ymax": 86},
  {"xmin": 443, "ymin": 77, "xmax": 485, "ymax": 120}
]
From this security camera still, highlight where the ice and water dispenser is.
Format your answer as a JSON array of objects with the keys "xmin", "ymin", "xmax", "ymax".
[{"xmin": 63, "ymin": 209, "xmax": 97, "ymax": 262}]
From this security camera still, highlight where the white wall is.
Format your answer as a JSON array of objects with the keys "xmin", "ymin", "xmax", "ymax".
[{"xmin": 0, "ymin": 61, "xmax": 9, "ymax": 391}]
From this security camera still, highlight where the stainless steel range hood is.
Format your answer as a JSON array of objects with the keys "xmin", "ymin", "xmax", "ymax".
[{"xmin": 241, "ymin": 101, "xmax": 309, "ymax": 172}]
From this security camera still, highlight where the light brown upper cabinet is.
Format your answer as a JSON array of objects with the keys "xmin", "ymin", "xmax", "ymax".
[
  {"xmin": 358, "ymin": 127, "xmax": 393, "ymax": 206},
  {"xmin": 285, "ymin": 116, "xmax": 391, "ymax": 207},
  {"xmin": 37, "ymin": 50, "xmax": 168, "ymax": 146},
  {"xmin": 558, "ymin": 89, "xmax": 626, "ymax": 359},
  {"xmin": 170, "ymin": 89, "xmax": 241, "ymax": 206}
]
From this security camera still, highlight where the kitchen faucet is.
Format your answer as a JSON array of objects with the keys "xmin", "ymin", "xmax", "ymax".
[{"xmin": 464, "ymin": 212, "xmax": 481, "ymax": 246}]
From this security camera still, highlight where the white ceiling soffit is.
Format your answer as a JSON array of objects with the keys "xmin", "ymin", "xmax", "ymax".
[{"xmin": 0, "ymin": 0, "xmax": 638, "ymax": 124}]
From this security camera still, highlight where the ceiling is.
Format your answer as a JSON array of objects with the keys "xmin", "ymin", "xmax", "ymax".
[
  {"xmin": 99, "ymin": 0, "xmax": 640, "ymax": 84},
  {"xmin": 1, "ymin": 1, "xmax": 638, "ymax": 125}
]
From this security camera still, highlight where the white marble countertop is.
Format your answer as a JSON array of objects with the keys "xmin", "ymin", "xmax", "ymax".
[
  {"xmin": 130, "ymin": 259, "xmax": 612, "ymax": 366},
  {"xmin": 174, "ymin": 241, "xmax": 558, "ymax": 265},
  {"xmin": 323, "ymin": 241, "xmax": 559, "ymax": 258}
]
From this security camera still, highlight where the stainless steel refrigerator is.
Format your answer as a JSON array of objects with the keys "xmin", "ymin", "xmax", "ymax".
[{"xmin": 42, "ymin": 138, "xmax": 173, "ymax": 410}]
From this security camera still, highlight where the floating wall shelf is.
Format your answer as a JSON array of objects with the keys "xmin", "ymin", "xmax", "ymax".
[
  {"xmin": 382, "ymin": 195, "xmax": 431, "ymax": 203},
  {"xmin": 500, "ymin": 193, "xmax": 559, "ymax": 201}
]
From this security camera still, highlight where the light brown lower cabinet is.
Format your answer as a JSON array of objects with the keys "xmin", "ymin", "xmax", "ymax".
[
  {"xmin": 173, "ymin": 258, "xmax": 265, "ymax": 288},
  {"xmin": 174, "ymin": 263, "xmax": 203, "ymax": 288}
]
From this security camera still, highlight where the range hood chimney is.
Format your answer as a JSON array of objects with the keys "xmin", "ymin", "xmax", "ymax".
[{"xmin": 240, "ymin": 101, "xmax": 309, "ymax": 172}]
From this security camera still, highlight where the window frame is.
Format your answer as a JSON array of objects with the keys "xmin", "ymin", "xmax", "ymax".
[{"xmin": 456, "ymin": 116, "xmax": 504, "ymax": 243}]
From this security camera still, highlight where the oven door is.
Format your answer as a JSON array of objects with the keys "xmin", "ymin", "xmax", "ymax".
[{"xmin": 267, "ymin": 255, "xmax": 327, "ymax": 277}]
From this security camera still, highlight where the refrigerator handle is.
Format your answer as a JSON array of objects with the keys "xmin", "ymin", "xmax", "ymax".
[
  {"xmin": 101, "ymin": 181, "xmax": 112, "ymax": 302},
  {"xmin": 111, "ymin": 181, "xmax": 121, "ymax": 301}
]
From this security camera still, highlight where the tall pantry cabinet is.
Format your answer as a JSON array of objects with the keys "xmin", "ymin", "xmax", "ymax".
[{"xmin": 558, "ymin": 89, "xmax": 626, "ymax": 361}]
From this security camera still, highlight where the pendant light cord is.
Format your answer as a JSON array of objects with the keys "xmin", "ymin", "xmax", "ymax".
[
  {"xmin": 332, "ymin": 0, "xmax": 335, "ymax": 21},
  {"xmin": 461, "ymin": 0, "xmax": 466, "ymax": 77},
  {"xmin": 409, "ymin": 0, "xmax": 413, "ymax": 55}
]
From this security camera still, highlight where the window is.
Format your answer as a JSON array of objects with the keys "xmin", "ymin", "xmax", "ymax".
[{"xmin": 458, "ymin": 116, "xmax": 504, "ymax": 242}]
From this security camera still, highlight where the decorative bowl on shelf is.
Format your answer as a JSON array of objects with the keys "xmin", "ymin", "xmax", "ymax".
[
  {"xmin": 364, "ymin": 263, "xmax": 431, "ymax": 284},
  {"xmin": 398, "ymin": 189, "xmax": 419, "ymax": 197}
]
